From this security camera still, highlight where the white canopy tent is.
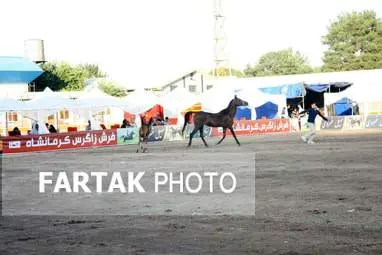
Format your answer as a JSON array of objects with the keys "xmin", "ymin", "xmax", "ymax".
[
  {"xmin": 0, "ymin": 97, "xmax": 26, "ymax": 112},
  {"xmin": 24, "ymin": 87, "xmax": 78, "ymax": 111},
  {"xmin": 159, "ymin": 86, "xmax": 201, "ymax": 117},
  {"xmin": 120, "ymin": 89, "xmax": 160, "ymax": 114},
  {"xmin": 74, "ymin": 88, "xmax": 125, "ymax": 109},
  {"xmin": 0, "ymin": 97, "xmax": 27, "ymax": 136},
  {"xmin": 199, "ymin": 84, "xmax": 286, "ymax": 114},
  {"xmin": 324, "ymin": 79, "xmax": 382, "ymax": 116},
  {"xmin": 324, "ymin": 82, "xmax": 382, "ymax": 105}
]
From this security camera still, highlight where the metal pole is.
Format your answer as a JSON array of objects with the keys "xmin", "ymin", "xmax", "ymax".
[
  {"xmin": 5, "ymin": 112, "xmax": 8, "ymax": 136},
  {"xmin": 55, "ymin": 111, "xmax": 59, "ymax": 132},
  {"xmin": 302, "ymin": 96, "xmax": 305, "ymax": 109},
  {"xmin": 201, "ymin": 74, "xmax": 204, "ymax": 93}
]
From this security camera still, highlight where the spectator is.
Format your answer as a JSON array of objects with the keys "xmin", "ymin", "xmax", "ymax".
[
  {"xmin": 290, "ymin": 107, "xmax": 300, "ymax": 132},
  {"xmin": 49, "ymin": 124, "xmax": 57, "ymax": 133},
  {"xmin": 121, "ymin": 119, "xmax": 131, "ymax": 128},
  {"xmin": 86, "ymin": 120, "xmax": 92, "ymax": 131},
  {"xmin": 12, "ymin": 127, "xmax": 21, "ymax": 136},
  {"xmin": 30, "ymin": 122, "xmax": 39, "ymax": 135},
  {"xmin": 280, "ymin": 107, "xmax": 288, "ymax": 118}
]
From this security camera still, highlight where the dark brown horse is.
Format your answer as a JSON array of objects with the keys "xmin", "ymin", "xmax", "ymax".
[
  {"xmin": 181, "ymin": 95, "xmax": 248, "ymax": 147},
  {"xmin": 136, "ymin": 116, "xmax": 154, "ymax": 153}
]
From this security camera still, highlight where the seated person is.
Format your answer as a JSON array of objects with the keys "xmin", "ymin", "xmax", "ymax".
[
  {"xmin": 30, "ymin": 122, "xmax": 39, "ymax": 135},
  {"xmin": 121, "ymin": 119, "xmax": 131, "ymax": 128},
  {"xmin": 12, "ymin": 127, "xmax": 21, "ymax": 136},
  {"xmin": 49, "ymin": 124, "xmax": 57, "ymax": 133}
]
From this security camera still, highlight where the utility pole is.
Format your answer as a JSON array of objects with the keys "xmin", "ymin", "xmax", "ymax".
[{"xmin": 213, "ymin": 0, "xmax": 232, "ymax": 78}]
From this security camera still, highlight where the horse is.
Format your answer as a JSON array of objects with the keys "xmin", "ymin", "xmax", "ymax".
[
  {"xmin": 181, "ymin": 95, "xmax": 248, "ymax": 147},
  {"xmin": 136, "ymin": 116, "xmax": 154, "ymax": 153}
]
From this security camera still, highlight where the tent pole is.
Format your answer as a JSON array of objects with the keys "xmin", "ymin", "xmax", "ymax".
[
  {"xmin": 55, "ymin": 111, "xmax": 59, "ymax": 132},
  {"xmin": 302, "ymin": 96, "xmax": 305, "ymax": 109},
  {"xmin": 5, "ymin": 112, "xmax": 9, "ymax": 136},
  {"xmin": 201, "ymin": 74, "xmax": 204, "ymax": 93}
]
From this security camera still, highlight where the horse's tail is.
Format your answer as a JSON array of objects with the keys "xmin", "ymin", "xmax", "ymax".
[{"xmin": 181, "ymin": 111, "xmax": 193, "ymax": 135}]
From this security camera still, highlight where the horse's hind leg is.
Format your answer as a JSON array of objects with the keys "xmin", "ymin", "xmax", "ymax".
[
  {"xmin": 188, "ymin": 128, "xmax": 198, "ymax": 147},
  {"xmin": 137, "ymin": 144, "xmax": 142, "ymax": 153},
  {"xmin": 199, "ymin": 127, "xmax": 208, "ymax": 147},
  {"xmin": 143, "ymin": 138, "xmax": 149, "ymax": 153},
  {"xmin": 229, "ymin": 127, "xmax": 241, "ymax": 146},
  {"xmin": 217, "ymin": 127, "xmax": 227, "ymax": 145}
]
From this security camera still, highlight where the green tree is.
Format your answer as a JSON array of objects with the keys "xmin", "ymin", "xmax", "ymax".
[
  {"xmin": 321, "ymin": 10, "xmax": 382, "ymax": 71},
  {"xmin": 99, "ymin": 79, "xmax": 127, "ymax": 97},
  {"xmin": 312, "ymin": 66, "xmax": 322, "ymax": 73},
  {"xmin": 210, "ymin": 67, "xmax": 245, "ymax": 77},
  {"xmin": 244, "ymin": 48, "xmax": 313, "ymax": 77},
  {"xmin": 55, "ymin": 62, "xmax": 88, "ymax": 91},
  {"xmin": 78, "ymin": 63, "xmax": 106, "ymax": 78},
  {"xmin": 34, "ymin": 62, "xmax": 105, "ymax": 91},
  {"xmin": 34, "ymin": 62, "xmax": 66, "ymax": 91}
]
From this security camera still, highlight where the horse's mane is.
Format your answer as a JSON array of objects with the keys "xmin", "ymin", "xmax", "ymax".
[{"xmin": 218, "ymin": 98, "xmax": 235, "ymax": 114}]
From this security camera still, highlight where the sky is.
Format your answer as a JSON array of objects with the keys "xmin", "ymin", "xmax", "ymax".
[{"xmin": 1, "ymin": 0, "xmax": 382, "ymax": 89}]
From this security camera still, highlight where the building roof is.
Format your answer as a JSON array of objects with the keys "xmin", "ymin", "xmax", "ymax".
[{"xmin": 0, "ymin": 56, "xmax": 44, "ymax": 84}]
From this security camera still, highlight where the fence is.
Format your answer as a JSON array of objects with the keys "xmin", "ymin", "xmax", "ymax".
[{"xmin": 1, "ymin": 116, "xmax": 382, "ymax": 154}]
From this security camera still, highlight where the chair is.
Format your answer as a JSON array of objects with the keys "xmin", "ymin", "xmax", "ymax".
[
  {"xmin": 111, "ymin": 124, "xmax": 120, "ymax": 129},
  {"xmin": 100, "ymin": 124, "xmax": 106, "ymax": 130},
  {"xmin": 67, "ymin": 127, "xmax": 78, "ymax": 132}
]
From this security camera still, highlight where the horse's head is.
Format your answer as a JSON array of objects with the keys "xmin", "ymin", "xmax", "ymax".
[{"xmin": 231, "ymin": 95, "xmax": 249, "ymax": 107}]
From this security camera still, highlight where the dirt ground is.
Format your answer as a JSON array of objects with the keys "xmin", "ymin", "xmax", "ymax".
[{"xmin": 1, "ymin": 130, "xmax": 382, "ymax": 254}]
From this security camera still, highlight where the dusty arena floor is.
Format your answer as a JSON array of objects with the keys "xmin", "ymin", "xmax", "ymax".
[{"xmin": 1, "ymin": 130, "xmax": 382, "ymax": 254}]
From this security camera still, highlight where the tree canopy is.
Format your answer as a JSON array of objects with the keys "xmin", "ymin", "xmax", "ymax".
[
  {"xmin": 34, "ymin": 62, "xmax": 126, "ymax": 97},
  {"xmin": 321, "ymin": 10, "xmax": 382, "ymax": 71},
  {"xmin": 210, "ymin": 67, "xmax": 245, "ymax": 77},
  {"xmin": 34, "ymin": 62, "xmax": 90, "ymax": 91},
  {"xmin": 99, "ymin": 79, "xmax": 127, "ymax": 97},
  {"xmin": 244, "ymin": 48, "xmax": 313, "ymax": 77}
]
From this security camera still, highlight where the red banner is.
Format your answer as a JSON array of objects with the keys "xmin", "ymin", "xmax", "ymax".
[
  {"xmin": 211, "ymin": 118, "xmax": 291, "ymax": 136},
  {"xmin": 1, "ymin": 130, "xmax": 117, "ymax": 154}
]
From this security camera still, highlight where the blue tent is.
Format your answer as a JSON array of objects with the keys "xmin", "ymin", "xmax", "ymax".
[
  {"xmin": 258, "ymin": 82, "xmax": 353, "ymax": 98},
  {"xmin": 304, "ymin": 82, "xmax": 352, "ymax": 93},
  {"xmin": 334, "ymin": 97, "xmax": 352, "ymax": 116},
  {"xmin": 255, "ymin": 101, "xmax": 278, "ymax": 119},
  {"xmin": 235, "ymin": 106, "xmax": 251, "ymax": 120},
  {"xmin": 0, "ymin": 56, "xmax": 43, "ymax": 84},
  {"xmin": 259, "ymin": 83, "xmax": 305, "ymax": 99}
]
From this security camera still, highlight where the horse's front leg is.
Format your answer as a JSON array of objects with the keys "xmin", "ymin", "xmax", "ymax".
[
  {"xmin": 217, "ymin": 127, "xmax": 227, "ymax": 145},
  {"xmin": 229, "ymin": 127, "xmax": 241, "ymax": 146},
  {"xmin": 143, "ymin": 137, "xmax": 149, "ymax": 153},
  {"xmin": 136, "ymin": 138, "xmax": 141, "ymax": 153}
]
